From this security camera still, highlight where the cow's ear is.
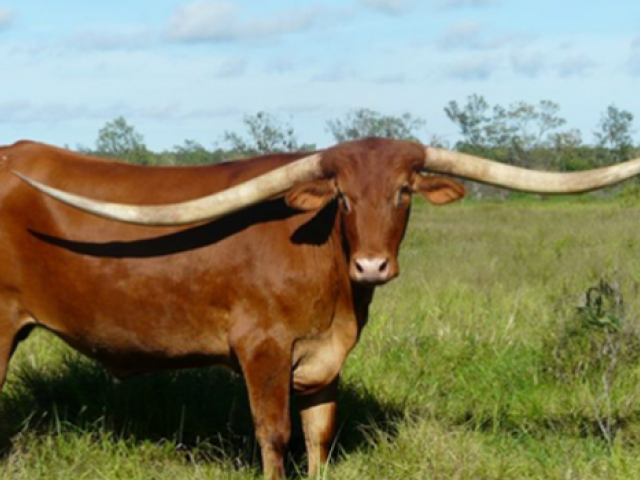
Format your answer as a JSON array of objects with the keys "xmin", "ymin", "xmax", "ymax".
[
  {"xmin": 414, "ymin": 175, "xmax": 466, "ymax": 205},
  {"xmin": 285, "ymin": 179, "xmax": 338, "ymax": 211}
]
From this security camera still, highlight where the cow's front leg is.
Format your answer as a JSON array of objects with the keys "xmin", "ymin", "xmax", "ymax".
[
  {"xmin": 297, "ymin": 376, "xmax": 338, "ymax": 477},
  {"xmin": 233, "ymin": 332, "xmax": 293, "ymax": 479}
]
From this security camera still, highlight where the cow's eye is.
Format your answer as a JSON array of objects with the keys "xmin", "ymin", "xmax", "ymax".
[
  {"xmin": 396, "ymin": 184, "xmax": 412, "ymax": 207},
  {"xmin": 338, "ymin": 190, "xmax": 351, "ymax": 213}
]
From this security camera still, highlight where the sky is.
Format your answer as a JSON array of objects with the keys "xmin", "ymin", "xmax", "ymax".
[{"xmin": 1, "ymin": 0, "xmax": 640, "ymax": 151}]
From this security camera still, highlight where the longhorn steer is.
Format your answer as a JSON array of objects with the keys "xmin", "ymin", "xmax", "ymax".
[{"xmin": 4, "ymin": 138, "xmax": 640, "ymax": 478}]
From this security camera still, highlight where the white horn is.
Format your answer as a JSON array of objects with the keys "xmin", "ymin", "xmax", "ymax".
[
  {"xmin": 15, "ymin": 153, "xmax": 323, "ymax": 226},
  {"xmin": 424, "ymin": 148, "xmax": 640, "ymax": 193}
]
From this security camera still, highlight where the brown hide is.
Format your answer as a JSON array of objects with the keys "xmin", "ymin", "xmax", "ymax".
[{"xmin": 0, "ymin": 138, "xmax": 465, "ymax": 478}]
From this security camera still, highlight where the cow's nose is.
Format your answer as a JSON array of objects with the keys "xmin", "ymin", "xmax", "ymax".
[
  {"xmin": 352, "ymin": 257, "xmax": 391, "ymax": 284},
  {"xmin": 355, "ymin": 257, "xmax": 389, "ymax": 274}
]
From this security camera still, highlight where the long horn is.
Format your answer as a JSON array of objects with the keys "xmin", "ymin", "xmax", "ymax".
[
  {"xmin": 424, "ymin": 148, "xmax": 640, "ymax": 194},
  {"xmin": 15, "ymin": 153, "xmax": 323, "ymax": 226}
]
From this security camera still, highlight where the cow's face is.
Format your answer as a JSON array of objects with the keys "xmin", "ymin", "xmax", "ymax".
[{"xmin": 286, "ymin": 139, "xmax": 465, "ymax": 286}]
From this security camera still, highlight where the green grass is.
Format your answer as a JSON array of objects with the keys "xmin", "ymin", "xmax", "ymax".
[{"xmin": 5, "ymin": 199, "xmax": 640, "ymax": 479}]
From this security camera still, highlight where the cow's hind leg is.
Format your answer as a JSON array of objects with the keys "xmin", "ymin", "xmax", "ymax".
[
  {"xmin": 232, "ymin": 331, "xmax": 293, "ymax": 480},
  {"xmin": 297, "ymin": 377, "xmax": 338, "ymax": 477}
]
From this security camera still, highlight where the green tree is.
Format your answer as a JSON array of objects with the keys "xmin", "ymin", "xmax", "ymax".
[
  {"xmin": 545, "ymin": 129, "xmax": 589, "ymax": 171},
  {"xmin": 444, "ymin": 94, "xmax": 490, "ymax": 148},
  {"xmin": 446, "ymin": 96, "xmax": 574, "ymax": 169},
  {"xmin": 172, "ymin": 140, "xmax": 216, "ymax": 165},
  {"xmin": 326, "ymin": 108, "xmax": 426, "ymax": 143},
  {"xmin": 489, "ymin": 100, "xmax": 566, "ymax": 151},
  {"xmin": 94, "ymin": 117, "xmax": 153, "ymax": 165},
  {"xmin": 594, "ymin": 105, "xmax": 635, "ymax": 162},
  {"xmin": 446, "ymin": 96, "xmax": 568, "ymax": 152},
  {"xmin": 222, "ymin": 112, "xmax": 309, "ymax": 157}
]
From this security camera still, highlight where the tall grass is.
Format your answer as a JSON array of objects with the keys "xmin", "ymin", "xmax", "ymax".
[{"xmin": 3, "ymin": 199, "xmax": 640, "ymax": 479}]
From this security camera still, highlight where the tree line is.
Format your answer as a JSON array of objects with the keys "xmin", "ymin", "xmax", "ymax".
[{"xmin": 79, "ymin": 95, "xmax": 637, "ymax": 179}]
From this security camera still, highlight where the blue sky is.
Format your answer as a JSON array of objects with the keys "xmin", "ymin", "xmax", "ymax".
[{"xmin": 1, "ymin": 0, "xmax": 640, "ymax": 150}]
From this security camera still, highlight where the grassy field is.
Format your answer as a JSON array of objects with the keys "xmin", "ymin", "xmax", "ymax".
[{"xmin": 4, "ymin": 197, "xmax": 640, "ymax": 479}]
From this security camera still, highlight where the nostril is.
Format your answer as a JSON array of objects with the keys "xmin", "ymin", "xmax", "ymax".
[
  {"xmin": 378, "ymin": 259, "xmax": 388, "ymax": 273},
  {"xmin": 355, "ymin": 261, "xmax": 364, "ymax": 273}
]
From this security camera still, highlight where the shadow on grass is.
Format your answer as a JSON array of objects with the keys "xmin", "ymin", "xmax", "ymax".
[{"xmin": 0, "ymin": 353, "xmax": 403, "ymax": 475}]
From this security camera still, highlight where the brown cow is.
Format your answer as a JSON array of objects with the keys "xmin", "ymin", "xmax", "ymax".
[{"xmin": 4, "ymin": 138, "xmax": 640, "ymax": 478}]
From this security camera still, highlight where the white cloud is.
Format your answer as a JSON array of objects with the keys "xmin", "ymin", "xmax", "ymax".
[
  {"xmin": 0, "ymin": 101, "xmax": 233, "ymax": 125},
  {"xmin": 166, "ymin": 1, "xmax": 335, "ymax": 43},
  {"xmin": 625, "ymin": 35, "xmax": 640, "ymax": 76},
  {"xmin": 215, "ymin": 57, "xmax": 247, "ymax": 78},
  {"xmin": 510, "ymin": 51, "xmax": 546, "ymax": 78},
  {"xmin": 166, "ymin": 1, "xmax": 236, "ymax": 42},
  {"xmin": 557, "ymin": 40, "xmax": 574, "ymax": 50},
  {"xmin": 439, "ymin": 0, "xmax": 500, "ymax": 9},
  {"xmin": 357, "ymin": 0, "xmax": 412, "ymax": 15},
  {"xmin": 266, "ymin": 56, "xmax": 300, "ymax": 74},
  {"xmin": 7, "ymin": 43, "xmax": 55, "ymax": 57},
  {"xmin": 438, "ymin": 22, "xmax": 518, "ymax": 51},
  {"xmin": 312, "ymin": 62, "xmax": 358, "ymax": 82},
  {"xmin": 276, "ymin": 103, "xmax": 325, "ymax": 115},
  {"xmin": 138, "ymin": 103, "xmax": 182, "ymax": 120},
  {"xmin": 438, "ymin": 22, "xmax": 484, "ymax": 49},
  {"xmin": 180, "ymin": 106, "xmax": 242, "ymax": 120},
  {"xmin": 265, "ymin": 54, "xmax": 316, "ymax": 74},
  {"xmin": 0, "ymin": 101, "xmax": 110, "ymax": 125},
  {"xmin": 0, "ymin": 8, "xmax": 14, "ymax": 30},
  {"xmin": 627, "ymin": 52, "xmax": 640, "ymax": 77},
  {"xmin": 371, "ymin": 73, "xmax": 407, "ymax": 84},
  {"xmin": 555, "ymin": 55, "xmax": 596, "ymax": 78},
  {"xmin": 67, "ymin": 28, "xmax": 156, "ymax": 51},
  {"xmin": 446, "ymin": 56, "xmax": 497, "ymax": 80}
]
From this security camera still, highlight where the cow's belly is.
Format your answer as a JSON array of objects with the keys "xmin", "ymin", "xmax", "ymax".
[
  {"xmin": 55, "ymin": 327, "xmax": 234, "ymax": 378},
  {"xmin": 37, "ymin": 302, "xmax": 234, "ymax": 378}
]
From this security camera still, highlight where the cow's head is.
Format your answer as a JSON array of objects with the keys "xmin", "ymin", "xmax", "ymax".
[
  {"xmin": 17, "ymin": 138, "xmax": 640, "ymax": 287},
  {"xmin": 284, "ymin": 139, "xmax": 464, "ymax": 285}
]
